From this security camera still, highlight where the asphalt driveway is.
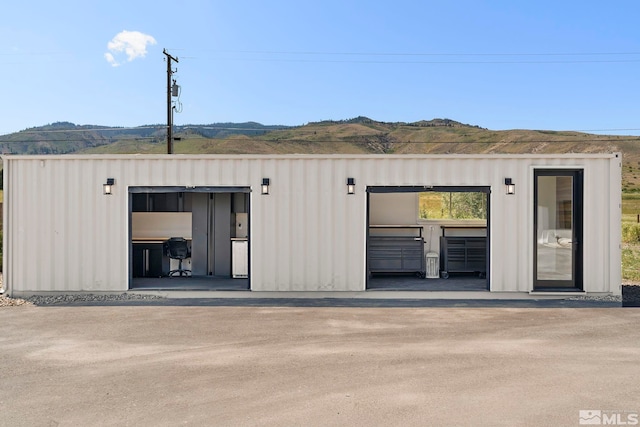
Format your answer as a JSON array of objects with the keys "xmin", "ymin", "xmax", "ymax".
[{"xmin": 1, "ymin": 306, "xmax": 639, "ymax": 426}]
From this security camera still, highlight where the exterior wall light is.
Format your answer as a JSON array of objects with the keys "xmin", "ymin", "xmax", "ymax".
[
  {"xmin": 347, "ymin": 177, "xmax": 356, "ymax": 195},
  {"xmin": 505, "ymin": 178, "xmax": 515, "ymax": 195},
  {"xmin": 103, "ymin": 178, "xmax": 115, "ymax": 195},
  {"xmin": 261, "ymin": 178, "xmax": 270, "ymax": 195}
]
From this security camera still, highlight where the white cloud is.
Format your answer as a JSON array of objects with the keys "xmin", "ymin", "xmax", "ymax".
[{"xmin": 105, "ymin": 30, "xmax": 157, "ymax": 67}]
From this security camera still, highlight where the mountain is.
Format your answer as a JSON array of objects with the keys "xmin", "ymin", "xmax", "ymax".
[
  {"xmin": 0, "ymin": 121, "xmax": 290, "ymax": 155},
  {"xmin": 2, "ymin": 118, "xmax": 639, "ymax": 190}
]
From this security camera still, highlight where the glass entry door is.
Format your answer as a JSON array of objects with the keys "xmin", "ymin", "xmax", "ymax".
[{"xmin": 534, "ymin": 170, "xmax": 583, "ymax": 290}]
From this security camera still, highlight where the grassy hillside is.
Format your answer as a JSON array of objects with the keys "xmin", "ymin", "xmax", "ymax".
[
  {"xmin": 0, "ymin": 122, "xmax": 288, "ymax": 155},
  {"xmin": 80, "ymin": 118, "xmax": 639, "ymax": 190}
]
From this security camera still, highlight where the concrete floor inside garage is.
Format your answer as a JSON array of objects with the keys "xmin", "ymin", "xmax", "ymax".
[
  {"xmin": 130, "ymin": 273, "xmax": 487, "ymax": 292},
  {"xmin": 131, "ymin": 276, "xmax": 249, "ymax": 291},
  {"xmin": 367, "ymin": 273, "xmax": 487, "ymax": 291}
]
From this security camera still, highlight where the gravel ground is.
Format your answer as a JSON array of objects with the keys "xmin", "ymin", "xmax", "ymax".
[
  {"xmin": 0, "ymin": 273, "xmax": 166, "ymax": 306},
  {"xmin": 565, "ymin": 294, "xmax": 622, "ymax": 302},
  {"xmin": 0, "ymin": 294, "xmax": 34, "ymax": 307},
  {"xmin": 0, "ymin": 292, "xmax": 165, "ymax": 307},
  {"xmin": 0, "ymin": 288, "xmax": 639, "ymax": 307}
]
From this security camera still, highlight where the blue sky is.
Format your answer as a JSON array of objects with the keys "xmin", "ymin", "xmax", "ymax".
[{"xmin": 2, "ymin": 0, "xmax": 640, "ymax": 135}]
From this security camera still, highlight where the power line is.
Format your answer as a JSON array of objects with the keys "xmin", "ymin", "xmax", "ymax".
[
  {"xmin": 573, "ymin": 129, "xmax": 640, "ymax": 133},
  {"xmin": 245, "ymin": 138, "xmax": 638, "ymax": 144},
  {"xmin": 5, "ymin": 48, "xmax": 640, "ymax": 65},
  {"xmin": 177, "ymin": 48, "xmax": 640, "ymax": 57},
  {"xmin": 0, "ymin": 137, "xmax": 159, "ymax": 144},
  {"xmin": 1, "ymin": 136, "xmax": 637, "ymax": 145},
  {"xmin": 210, "ymin": 58, "xmax": 640, "ymax": 65},
  {"xmin": 175, "ymin": 49, "xmax": 640, "ymax": 64},
  {"xmin": 5, "ymin": 126, "xmax": 164, "ymax": 135},
  {"xmin": 11, "ymin": 125, "xmax": 640, "ymax": 134},
  {"xmin": 0, "ymin": 51, "xmax": 75, "ymax": 55}
]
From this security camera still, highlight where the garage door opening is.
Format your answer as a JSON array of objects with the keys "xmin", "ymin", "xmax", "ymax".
[
  {"xmin": 366, "ymin": 186, "xmax": 490, "ymax": 291},
  {"xmin": 129, "ymin": 186, "xmax": 251, "ymax": 291}
]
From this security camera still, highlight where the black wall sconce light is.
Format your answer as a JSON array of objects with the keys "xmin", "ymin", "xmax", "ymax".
[
  {"xmin": 347, "ymin": 177, "xmax": 355, "ymax": 195},
  {"xmin": 103, "ymin": 178, "xmax": 115, "ymax": 195},
  {"xmin": 505, "ymin": 178, "xmax": 515, "ymax": 195},
  {"xmin": 261, "ymin": 178, "xmax": 270, "ymax": 195}
]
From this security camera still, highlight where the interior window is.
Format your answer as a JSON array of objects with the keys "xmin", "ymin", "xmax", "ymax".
[
  {"xmin": 419, "ymin": 192, "xmax": 487, "ymax": 220},
  {"xmin": 132, "ymin": 193, "xmax": 185, "ymax": 212}
]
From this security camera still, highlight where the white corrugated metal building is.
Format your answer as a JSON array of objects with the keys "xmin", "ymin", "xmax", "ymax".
[{"xmin": 2, "ymin": 153, "xmax": 622, "ymax": 296}]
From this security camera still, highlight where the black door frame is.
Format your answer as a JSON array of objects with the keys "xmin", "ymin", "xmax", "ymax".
[
  {"xmin": 366, "ymin": 185, "xmax": 491, "ymax": 290},
  {"xmin": 533, "ymin": 169, "xmax": 584, "ymax": 290},
  {"xmin": 128, "ymin": 186, "xmax": 252, "ymax": 288}
]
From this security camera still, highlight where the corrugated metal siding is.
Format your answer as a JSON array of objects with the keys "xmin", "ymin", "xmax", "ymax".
[
  {"xmin": 3, "ymin": 158, "xmax": 127, "ymax": 292},
  {"xmin": 251, "ymin": 157, "xmax": 365, "ymax": 291},
  {"xmin": 2, "ymin": 154, "xmax": 621, "ymax": 294}
]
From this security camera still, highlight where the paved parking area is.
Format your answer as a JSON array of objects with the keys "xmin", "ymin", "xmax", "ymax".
[{"xmin": 1, "ymin": 306, "xmax": 639, "ymax": 426}]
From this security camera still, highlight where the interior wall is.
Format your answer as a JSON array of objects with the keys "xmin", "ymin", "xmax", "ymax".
[
  {"xmin": 369, "ymin": 193, "xmax": 417, "ymax": 225},
  {"xmin": 191, "ymin": 193, "xmax": 209, "ymax": 276},
  {"xmin": 213, "ymin": 193, "xmax": 231, "ymax": 276},
  {"xmin": 537, "ymin": 176, "xmax": 556, "ymax": 233},
  {"xmin": 130, "ymin": 191, "xmax": 239, "ymax": 278}
]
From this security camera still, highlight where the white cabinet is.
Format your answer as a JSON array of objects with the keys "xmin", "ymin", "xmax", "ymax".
[{"xmin": 232, "ymin": 239, "xmax": 248, "ymax": 278}]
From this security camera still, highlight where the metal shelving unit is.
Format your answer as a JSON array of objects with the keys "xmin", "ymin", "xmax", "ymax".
[
  {"xmin": 439, "ymin": 226, "xmax": 486, "ymax": 279},
  {"xmin": 368, "ymin": 226, "xmax": 425, "ymax": 278}
]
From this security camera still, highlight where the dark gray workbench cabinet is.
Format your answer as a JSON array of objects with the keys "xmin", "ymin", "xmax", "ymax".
[
  {"xmin": 368, "ymin": 226, "xmax": 425, "ymax": 278},
  {"xmin": 440, "ymin": 236, "xmax": 486, "ymax": 278}
]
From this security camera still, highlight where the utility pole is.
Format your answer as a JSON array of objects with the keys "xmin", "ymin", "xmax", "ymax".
[{"xmin": 163, "ymin": 49, "xmax": 179, "ymax": 154}]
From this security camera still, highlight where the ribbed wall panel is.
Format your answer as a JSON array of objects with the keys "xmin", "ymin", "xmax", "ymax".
[{"xmin": 2, "ymin": 154, "xmax": 621, "ymax": 294}]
